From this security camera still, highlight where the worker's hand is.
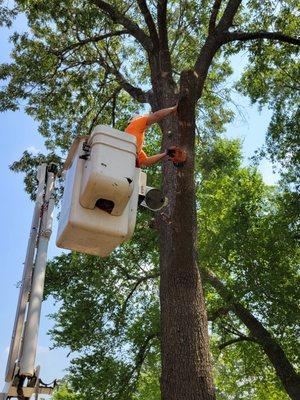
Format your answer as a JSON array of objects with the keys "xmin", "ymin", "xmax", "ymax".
[
  {"xmin": 166, "ymin": 146, "xmax": 177, "ymax": 159},
  {"xmin": 166, "ymin": 146, "xmax": 187, "ymax": 167}
]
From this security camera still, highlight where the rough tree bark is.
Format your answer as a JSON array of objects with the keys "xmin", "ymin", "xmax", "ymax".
[
  {"xmin": 157, "ymin": 71, "xmax": 215, "ymax": 400},
  {"xmin": 202, "ymin": 268, "xmax": 300, "ymax": 400},
  {"xmin": 91, "ymin": 2, "xmax": 217, "ymax": 398}
]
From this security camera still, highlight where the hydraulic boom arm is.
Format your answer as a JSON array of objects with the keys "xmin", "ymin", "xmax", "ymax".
[{"xmin": 1, "ymin": 164, "xmax": 58, "ymax": 400}]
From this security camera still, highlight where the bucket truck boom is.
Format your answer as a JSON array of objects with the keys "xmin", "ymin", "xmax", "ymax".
[{"xmin": 1, "ymin": 164, "xmax": 58, "ymax": 400}]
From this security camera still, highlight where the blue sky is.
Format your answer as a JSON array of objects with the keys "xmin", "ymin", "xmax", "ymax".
[{"xmin": 0, "ymin": 13, "xmax": 278, "ymax": 390}]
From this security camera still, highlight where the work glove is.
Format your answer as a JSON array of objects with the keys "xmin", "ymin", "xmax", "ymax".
[
  {"xmin": 166, "ymin": 146, "xmax": 187, "ymax": 168},
  {"xmin": 166, "ymin": 147, "xmax": 176, "ymax": 158}
]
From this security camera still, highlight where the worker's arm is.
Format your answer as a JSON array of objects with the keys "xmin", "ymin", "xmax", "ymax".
[
  {"xmin": 139, "ymin": 151, "xmax": 167, "ymax": 167},
  {"xmin": 146, "ymin": 105, "xmax": 177, "ymax": 126}
]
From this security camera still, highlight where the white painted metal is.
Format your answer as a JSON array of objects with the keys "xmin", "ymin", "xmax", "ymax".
[
  {"xmin": 139, "ymin": 171, "xmax": 147, "ymax": 196},
  {"xmin": 1, "ymin": 165, "xmax": 56, "ymax": 399},
  {"xmin": 142, "ymin": 187, "xmax": 167, "ymax": 211},
  {"xmin": 5, "ymin": 164, "xmax": 47, "ymax": 382},
  {"xmin": 19, "ymin": 171, "xmax": 55, "ymax": 376},
  {"xmin": 56, "ymin": 135, "xmax": 141, "ymax": 257},
  {"xmin": 80, "ymin": 125, "xmax": 137, "ymax": 216}
]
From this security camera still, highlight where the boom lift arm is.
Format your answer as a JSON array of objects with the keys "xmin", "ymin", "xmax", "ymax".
[{"xmin": 1, "ymin": 164, "xmax": 58, "ymax": 400}]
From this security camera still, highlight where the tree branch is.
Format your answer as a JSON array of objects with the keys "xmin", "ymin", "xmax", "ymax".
[
  {"xmin": 127, "ymin": 333, "xmax": 157, "ymax": 382},
  {"xmin": 219, "ymin": 336, "xmax": 257, "ymax": 350},
  {"xmin": 119, "ymin": 272, "xmax": 159, "ymax": 321},
  {"xmin": 108, "ymin": 68, "xmax": 150, "ymax": 104},
  {"xmin": 137, "ymin": 0, "xmax": 159, "ymax": 45},
  {"xmin": 202, "ymin": 268, "xmax": 300, "ymax": 399},
  {"xmin": 116, "ymin": 332, "xmax": 158, "ymax": 397},
  {"xmin": 50, "ymin": 30, "xmax": 129, "ymax": 57},
  {"xmin": 157, "ymin": 0, "xmax": 168, "ymax": 47},
  {"xmin": 193, "ymin": 0, "xmax": 243, "ymax": 97},
  {"xmin": 208, "ymin": 306, "xmax": 230, "ymax": 321},
  {"xmin": 193, "ymin": 37, "xmax": 223, "ymax": 99},
  {"xmin": 94, "ymin": 50, "xmax": 150, "ymax": 103},
  {"xmin": 209, "ymin": 0, "xmax": 223, "ymax": 34},
  {"xmin": 225, "ymin": 30, "xmax": 300, "ymax": 46},
  {"xmin": 157, "ymin": 0, "xmax": 173, "ymax": 78},
  {"xmin": 216, "ymin": 0, "xmax": 242, "ymax": 31},
  {"xmin": 91, "ymin": 0, "xmax": 153, "ymax": 51},
  {"xmin": 88, "ymin": 88, "xmax": 121, "ymax": 135},
  {"xmin": 170, "ymin": 0, "xmax": 186, "ymax": 54}
]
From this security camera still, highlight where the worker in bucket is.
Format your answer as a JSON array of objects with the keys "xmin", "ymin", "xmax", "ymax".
[{"xmin": 125, "ymin": 104, "xmax": 187, "ymax": 168}]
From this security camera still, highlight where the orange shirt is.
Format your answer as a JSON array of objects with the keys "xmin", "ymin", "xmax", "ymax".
[{"xmin": 125, "ymin": 115, "xmax": 148, "ymax": 164}]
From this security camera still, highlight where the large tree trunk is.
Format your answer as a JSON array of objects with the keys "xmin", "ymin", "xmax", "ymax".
[
  {"xmin": 203, "ymin": 268, "xmax": 300, "ymax": 400},
  {"xmin": 157, "ymin": 71, "xmax": 215, "ymax": 400}
]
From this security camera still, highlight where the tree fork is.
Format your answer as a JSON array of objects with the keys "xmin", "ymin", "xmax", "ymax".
[{"xmin": 158, "ymin": 71, "xmax": 215, "ymax": 400}]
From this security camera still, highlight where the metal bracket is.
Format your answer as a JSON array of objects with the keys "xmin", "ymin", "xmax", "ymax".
[{"xmin": 0, "ymin": 366, "xmax": 57, "ymax": 400}]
